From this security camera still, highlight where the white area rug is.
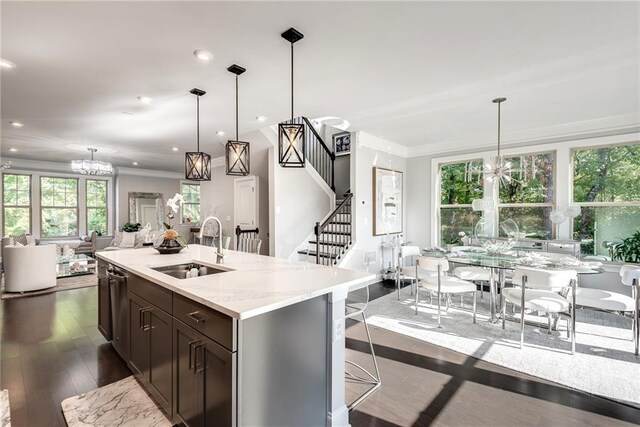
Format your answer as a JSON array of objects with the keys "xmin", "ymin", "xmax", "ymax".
[
  {"xmin": 362, "ymin": 290, "xmax": 640, "ymax": 408},
  {"xmin": 61, "ymin": 376, "xmax": 171, "ymax": 427},
  {"xmin": 1, "ymin": 274, "xmax": 97, "ymax": 300},
  {"xmin": 1, "ymin": 390, "xmax": 10, "ymax": 427}
]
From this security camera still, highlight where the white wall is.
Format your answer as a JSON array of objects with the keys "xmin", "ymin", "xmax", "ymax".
[
  {"xmin": 199, "ymin": 130, "xmax": 270, "ymax": 255},
  {"xmin": 340, "ymin": 132, "xmax": 407, "ymax": 273},
  {"xmin": 406, "ymin": 156, "xmax": 430, "ymax": 248}
]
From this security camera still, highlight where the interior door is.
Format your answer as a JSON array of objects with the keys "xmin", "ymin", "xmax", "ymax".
[{"xmin": 234, "ymin": 176, "xmax": 258, "ymax": 229}]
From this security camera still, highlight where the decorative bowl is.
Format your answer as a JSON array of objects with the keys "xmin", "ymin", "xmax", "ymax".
[{"xmin": 154, "ymin": 238, "xmax": 184, "ymax": 254}]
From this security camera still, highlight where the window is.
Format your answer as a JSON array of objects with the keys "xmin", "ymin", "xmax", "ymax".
[
  {"xmin": 498, "ymin": 152, "xmax": 555, "ymax": 239},
  {"xmin": 439, "ymin": 160, "xmax": 483, "ymax": 244},
  {"xmin": 181, "ymin": 183, "xmax": 200, "ymax": 224},
  {"xmin": 572, "ymin": 144, "xmax": 640, "ymax": 257},
  {"xmin": 2, "ymin": 174, "xmax": 31, "ymax": 235},
  {"xmin": 41, "ymin": 177, "xmax": 78, "ymax": 237},
  {"xmin": 86, "ymin": 179, "xmax": 108, "ymax": 234}
]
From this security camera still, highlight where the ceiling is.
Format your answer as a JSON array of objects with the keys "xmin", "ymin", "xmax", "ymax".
[{"xmin": 2, "ymin": 1, "xmax": 639, "ymax": 171}]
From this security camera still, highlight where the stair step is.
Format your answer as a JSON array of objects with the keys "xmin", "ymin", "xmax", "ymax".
[
  {"xmin": 297, "ymin": 250, "xmax": 337, "ymax": 259},
  {"xmin": 321, "ymin": 230, "xmax": 351, "ymax": 236},
  {"xmin": 308, "ymin": 240, "xmax": 347, "ymax": 247}
]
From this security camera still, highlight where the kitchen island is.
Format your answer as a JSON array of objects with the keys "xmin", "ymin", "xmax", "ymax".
[{"xmin": 96, "ymin": 245, "xmax": 375, "ymax": 427}]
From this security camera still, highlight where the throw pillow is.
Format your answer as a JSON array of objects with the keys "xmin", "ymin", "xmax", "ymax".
[
  {"xmin": 84, "ymin": 235, "xmax": 92, "ymax": 242},
  {"xmin": 10, "ymin": 233, "xmax": 28, "ymax": 246},
  {"xmin": 14, "ymin": 241, "xmax": 24, "ymax": 247},
  {"xmin": 121, "ymin": 231, "xmax": 137, "ymax": 248}
]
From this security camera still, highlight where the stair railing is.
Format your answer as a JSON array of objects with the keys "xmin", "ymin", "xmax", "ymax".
[
  {"xmin": 283, "ymin": 116, "xmax": 335, "ymax": 191},
  {"xmin": 314, "ymin": 192, "xmax": 353, "ymax": 266}
]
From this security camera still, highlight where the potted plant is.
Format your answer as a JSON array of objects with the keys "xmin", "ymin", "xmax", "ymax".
[
  {"xmin": 606, "ymin": 230, "xmax": 640, "ymax": 263},
  {"xmin": 155, "ymin": 194, "xmax": 188, "ymax": 254},
  {"xmin": 122, "ymin": 222, "xmax": 141, "ymax": 232}
]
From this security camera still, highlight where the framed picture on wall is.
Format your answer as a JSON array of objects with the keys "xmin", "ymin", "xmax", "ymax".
[
  {"xmin": 333, "ymin": 132, "xmax": 351, "ymax": 156},
  {"xmin": 373, "ymin": 167, "xmax": 403, "ymax": 235}
]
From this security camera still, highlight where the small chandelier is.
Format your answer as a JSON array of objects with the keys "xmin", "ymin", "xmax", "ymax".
[
  {"xmin": 226, "ymin": 64, "xmax": 250, "ymax": 176},
  {"xmin": 71, "ymin": 148, "xmax": 113, "ymax": 175},
  {"xmin": 484, "ymin": 97, "xmax": 513, "ymax": 185},
  {"xmin": 278, "ymin": 27, "xmax": 305, "ymax": 168},
  {"xmin": 185, "ymin": 88, "xmax": 211, "ymax": 181}
]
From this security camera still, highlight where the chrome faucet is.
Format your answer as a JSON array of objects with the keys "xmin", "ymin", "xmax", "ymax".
[{"xmin": 199, "ymin": 216, "xmax": 225, "ymax": 263}]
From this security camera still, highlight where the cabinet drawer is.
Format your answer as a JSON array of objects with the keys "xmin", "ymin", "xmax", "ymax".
[
  {"xmin": 173, "ymin": 293, "xmax": 236, "ymax": 352},
  {"xmin": 128, "ymin": 273, "xmax": 172, "ymax": 315}
]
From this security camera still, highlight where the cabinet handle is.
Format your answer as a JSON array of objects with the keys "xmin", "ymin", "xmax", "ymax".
[
  {"xmin": 139, "ymin": 307, "xmax": 152, "ymax": 330},
  {"xmin": 193, "ymin": 342, "xmax": 206, "ymax": 373},
  {"xmin": 188, "ymin": 340, "xmax": 202, "ymax": 371},
  {"xmin": 186, "ymin": 311, "xmax": 208, "ymax": 323}
]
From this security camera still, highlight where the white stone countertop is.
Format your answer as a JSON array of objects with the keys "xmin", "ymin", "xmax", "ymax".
[{"xmin": 96, "ymin": 245, "xmax": 375, "ymax": 320}]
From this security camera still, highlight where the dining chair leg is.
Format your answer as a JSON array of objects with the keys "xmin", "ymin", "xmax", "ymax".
[
  {"xmin": 414, "ymin": 283, "xmax": 419, "ymax": 315},
  {"xmin": 571, "ymin": 279, "xmax": 577, "ymax": 355},
  {"xmin": 437, "ymin": 289, "xmax": 442, "ymax": 328},
  {"xmin": 520, "ymin": 276, "xmax": 527, "ymax": 350},
  {"xmin": 547, "ymin": 313, "xmax": 552, "ymax": 335},
  {"xmin": 473, "ymin": 291, "xmax": 477, "ymax": 324},
  {"xmin": 446, "ymin": 294, "xmax": 450, "ymax": 312},
  {"xmin": 502, "ymin": 298, "xmax": 506, "ymax": 330},
  {"xmin": 411, "ymin": 278, "xmax": 414, "ymax": 296},
  {"xmin": 396, "ymin": 273, "xmax": 400, "ymax": 301},
  {"xmin": 566, "ymin": 318, "xmax": 570, "ymax": 339}
]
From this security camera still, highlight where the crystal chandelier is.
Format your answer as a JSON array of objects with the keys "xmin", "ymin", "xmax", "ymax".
[
  {"xmin": 71, "ymin": 148, "xmax": 113, "ymax": 175},
  {"xmin": 484, "ymin": 97, "xmax": 513, "ymax": 185}
]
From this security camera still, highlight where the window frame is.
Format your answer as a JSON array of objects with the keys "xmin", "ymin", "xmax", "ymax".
[
  {"xmin": 570, "ymin": 142, "xmax": 640, "ymax": 256},
  {"xmin": 85, "ymin": 178, "xmax": 109, "ymax": 234},
  {"xmin": 40, "ymin": 176, "xmax": 80, "ymax": 238},
  {"xmin": 180, "ymin": 182, "xmax": 201, "ymax": 225},
  {"xmin": 2, "ymin": 173, "xmax": 33, "ymax": 236}
]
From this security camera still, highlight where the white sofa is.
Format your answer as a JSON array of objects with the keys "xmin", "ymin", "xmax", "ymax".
[{"xmin": 3, "ymin": 244, "xmax": 57, "ymax": 292}]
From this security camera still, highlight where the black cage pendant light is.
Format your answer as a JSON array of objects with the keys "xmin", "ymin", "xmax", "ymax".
[
  {"xmin": 185, "ymin": 88, "xmax": 211, "ymax": 181},
  {"xmin": 226, "ymin": 64, "xmax": 250, "ymax": 176},
  {"xmin": 278, "ymin": 27, "xmax": 305, "ymax": 167}
]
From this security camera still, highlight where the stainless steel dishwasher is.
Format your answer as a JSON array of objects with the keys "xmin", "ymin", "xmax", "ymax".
[{"xmin": 107, "ymin": 264, "xmax": 130, "ymax": 361}]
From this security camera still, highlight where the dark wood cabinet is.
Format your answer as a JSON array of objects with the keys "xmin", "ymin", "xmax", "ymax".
[
  {"xmin": 128, "ymin": 291, "xmax": 173, "ymax": 418},
  {"xmin": 173, "ymin": 319, "xmax": 235, "ymax": 427},
  {"xmin": 97, "ymin": 262, "xmax": 111, "ymax": 340}
]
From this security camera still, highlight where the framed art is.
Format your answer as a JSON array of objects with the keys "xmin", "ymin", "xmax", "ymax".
[
  {"xmin": 373, "ymin": 167, "xmax": 403, "ymax": 235},
  {"xmin": 333, "ymin": 132, "xmax": 351, "ymax": 156}
]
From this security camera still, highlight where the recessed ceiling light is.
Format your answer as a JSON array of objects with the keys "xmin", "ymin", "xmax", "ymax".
[
  {"xmin": 132, "ymin": 162, "xmax": 139, "ymax": 166},
  {"xmin": 137, "ymin": 96, "xmax": 152, "ymax": 104},
  {"xmin": 193, "ymin": 50, "xmax": 214, "ymax": 62},
  {"xmin": 9, "ymin": 148, "xmax": 18, "ymax": 152},
  {"xmin": 216, "ymin": 130, "xmax": 225, "ymax": 136},
  {"xmin": 256, "ymin": 116, "xmax": 267, "ymax": 122},
  {"xmin": 123, "ymin": 111, "xmax": 134, "ymax": 115},
  {"xmin": 0, "ymin": 59, "xmax": 16, "ymax": 69},
  {"xmin": 9, "ymin": 121, "xmax": 23, "ymax": 128},
  {"xmin": 172, "ymin": 147, "xmax": 179, "ymax": 152}
]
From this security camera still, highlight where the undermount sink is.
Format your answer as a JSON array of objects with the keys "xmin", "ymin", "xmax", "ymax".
[{"xmin": 151, "ymin": 262, "xmax": 227, "ymax": 279}]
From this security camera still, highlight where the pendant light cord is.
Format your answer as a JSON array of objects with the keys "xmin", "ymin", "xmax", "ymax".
[
  {"xmin": 496, "ymin": 101, "xmax": 501, "ymax": 158},
  {"xmin": 236, "ymin": 75, "xmax": 239, "ymax": 141},
  {"xmin": 196, "ymin": 95, "xmax": 200, "ymax": 152},
  {"xmin": 291, "ymin": 42, "xmax": 294, "ymax": 121}
]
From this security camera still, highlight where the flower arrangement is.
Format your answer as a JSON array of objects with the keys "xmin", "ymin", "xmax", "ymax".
[
  {"xmin": 442, "ymin": 231, "xmax": 466, "ymax": 246},
  {"xmin": 156, "ymin": 193, "xmax": 188, "ymax": 250}
]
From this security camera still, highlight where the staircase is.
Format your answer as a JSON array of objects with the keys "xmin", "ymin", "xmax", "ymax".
[{"xmin": 281, "ymin": 116, "xmax": 353, "ymax": 266}]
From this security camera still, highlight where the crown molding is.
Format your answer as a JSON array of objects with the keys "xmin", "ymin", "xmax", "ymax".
[
  {"xmin": 1, "ymin": 157, "xmax": 75, "ymax": 173},
  {"xmin": 406, "ymin": 114, "xmax": 640, "ymax": 158},
  {"xmin": 356, "ymin": 131, "xmax": 409, "ymax": 158}
]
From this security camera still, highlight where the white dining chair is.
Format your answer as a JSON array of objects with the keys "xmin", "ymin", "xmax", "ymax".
[
  {"xmin": 453, "ymin": 266, "xmax": 492, "ymax": 299},
  {"xmin": 503, "ymin": 267, "xmax": 577, "ymax": 354},
  {"xmin": 570, "ymin": 264, "xmax": 640, "ymax": 355},
  {"xmin": 395, "ymin": 245, "xmax": 421, "ymax": 300},
  {"xmin": 415, "ymin": 256, "xmax": 477, "ymax": 327}
]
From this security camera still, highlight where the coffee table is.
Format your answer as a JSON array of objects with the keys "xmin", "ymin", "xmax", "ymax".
[{"xmin": 57, "ymin": 254, "xmax": 96, "ymax": 278}]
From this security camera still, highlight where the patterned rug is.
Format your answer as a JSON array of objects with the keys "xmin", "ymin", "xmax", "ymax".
[
  {"xmin": 61, "ymin": 376, "xmax": 171, "ymax": 427},
  {"xmin": 1, "ymin": 274, "xmax": 97, "ymax": 300},
  {"xmin": 360, "ymin": 290, "xmax": 640, "ymax": 408}
]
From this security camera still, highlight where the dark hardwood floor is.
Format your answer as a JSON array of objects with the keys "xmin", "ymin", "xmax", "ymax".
[{"xmin": 1, "ymin": 283, "xmax": 639, "ymax": 426}]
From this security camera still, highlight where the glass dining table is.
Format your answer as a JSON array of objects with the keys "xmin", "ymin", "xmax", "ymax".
[{"xmin": 424, "ymin": 249, "xmax": 604, "ymax": 324}]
